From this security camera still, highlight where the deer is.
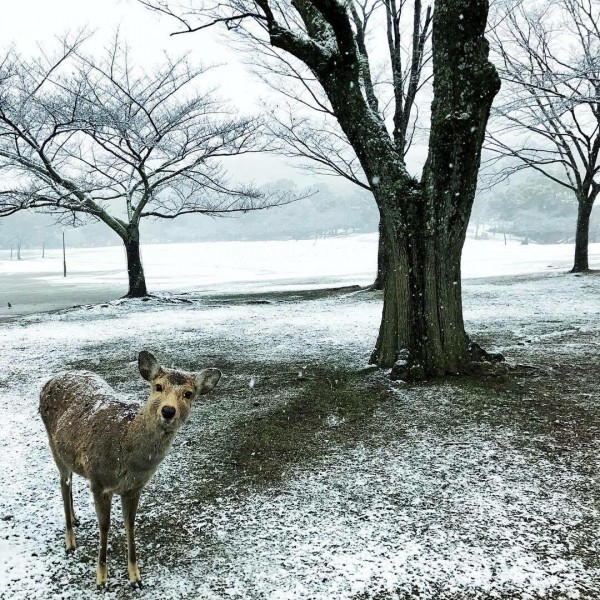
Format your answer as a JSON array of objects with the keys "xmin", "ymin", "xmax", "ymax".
[{"xmin": 39, "ymin": 350, "xmax": 221, "ymax": 589}]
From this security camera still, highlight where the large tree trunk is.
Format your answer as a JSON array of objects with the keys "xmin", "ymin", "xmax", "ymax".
[
  {"xmin": 370, "ymin": 209, "xmax": 469, "ymax": 375},
  {"xmin": 572, "ymin": 199, "xmax": 593, "ymax": 272},
  {"xmin": 368, "ymin": 0, "xmax": 501, "ymax": 377},
  {"xmin": 263, "ymin": 0, "xmax": 500, "ymax": 379},
  {"xmin": 122, "ymin": 227, "xmax": 148, "ymax": 298}
]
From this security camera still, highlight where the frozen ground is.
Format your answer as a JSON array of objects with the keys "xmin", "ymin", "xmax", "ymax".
[
  {"xmin": 0, "ymin": 236, "xmax": 599, "ymax": 599},
  {"xmin": 1, "ymin": 234, "xmax": 599, "ymax": 318}
]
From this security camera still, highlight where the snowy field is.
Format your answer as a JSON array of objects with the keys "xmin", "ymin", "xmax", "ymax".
[
  {"xmin": 1, "ymin": 234, "xmax": 599, "ymax": 318},
  {"xmin": 0, "ymin": 235, "xmax": 599, "ymax": 599}
]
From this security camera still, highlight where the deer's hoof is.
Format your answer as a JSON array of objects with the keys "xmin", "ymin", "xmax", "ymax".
[
  {"xmin": 96, "ymin": 564, "xmax": 108, "ymax": 589},
  {"xmin": 65, "ymin": 530, "xmax": 76, "ymax": 552},
  {"xmin": 128, "ymin": 561, "xmax": 142, "ymax": 588}
]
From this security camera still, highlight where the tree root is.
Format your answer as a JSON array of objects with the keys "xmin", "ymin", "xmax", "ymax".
[
  {"xmin": 119, "ymin": 293, "xmax": 194, "ymax": 304},
  {"xmin": 388, "ymin": 342, "xmax": 506, "ymax": 382},
  {"xmin": 467, "ymin": 340, "xmax": 505, "ymax": 364},
  {"xmin": 389, "ymin": 349, "xmax": 425, "ymax": 381}
]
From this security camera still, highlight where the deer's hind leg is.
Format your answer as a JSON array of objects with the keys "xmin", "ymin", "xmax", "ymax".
[
  {"xmin": 57, "ymin": 465, "xmax": 76, "ymax": 553},
  {"xmin": 69, "ymin": 482, "xmax": 79, "ymax": 526}
]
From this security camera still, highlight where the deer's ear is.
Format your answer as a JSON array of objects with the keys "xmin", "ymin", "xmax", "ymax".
[
  {"xmin": 138, "ymin": 351, "xmax": 162, "ymax": 381},
  {"xmin": 195, "ymin": 368, "xmax": 222, "ymax": 395}
]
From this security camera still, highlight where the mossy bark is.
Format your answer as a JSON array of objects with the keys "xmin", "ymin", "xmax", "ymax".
[
  {"xmin": 372, "ymin": 219, "xmax": 389, "ymax": 291},
  {"xmin": 370, "ymin": 207, "xmax": 469, "ymax": 375}
]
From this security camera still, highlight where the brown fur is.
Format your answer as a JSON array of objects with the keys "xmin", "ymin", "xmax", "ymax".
[{"xmin": 39, "ymin": 351, "xmax": 221, "ymax": 588}]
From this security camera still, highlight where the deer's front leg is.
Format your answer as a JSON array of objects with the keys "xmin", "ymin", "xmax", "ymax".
[
  {"xmin": 59, "ymin": 471, "xmax": 76, "ymax": 552},
  {"xmin": 92, "ymin": 487, "xmax": 113, "ymax": 588},
  {"xmin": 121, "ymin": 490, "xmax": 143, "ymax": 588}
]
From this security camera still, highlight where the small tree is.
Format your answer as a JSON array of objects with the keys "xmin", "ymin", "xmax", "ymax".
[
  {"xmin": 487, "ymin": 0, "xmax": 600, "ymax": 272},
  {"xmin": 0, "ymin": 38, "xmax": 288, "ymax": 296},
  {"xmin": 143, "ymin": 0, "xmax": 501, "ymax": 378}
]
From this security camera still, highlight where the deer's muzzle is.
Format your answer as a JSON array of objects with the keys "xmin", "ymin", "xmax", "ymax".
[{"xmin": 161, "ymin": 406, "xmax": 176, "ymax": 420}]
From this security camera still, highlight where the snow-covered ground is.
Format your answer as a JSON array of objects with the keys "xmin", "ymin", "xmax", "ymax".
[
  {"xmin": 1, "ymin": 234, "xmax": 599, "ymax": 318},
  {"xmin": 0, "ymin": 235, "xmax": 599, "ymax": 599}
]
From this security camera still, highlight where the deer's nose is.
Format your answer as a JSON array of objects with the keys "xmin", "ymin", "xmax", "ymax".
[{"xmin": 161, "ymin": 406, "xmax": 176, "ymax": 420}]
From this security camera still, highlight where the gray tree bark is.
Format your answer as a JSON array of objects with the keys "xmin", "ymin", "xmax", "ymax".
[
  {"xmin": 122, "ymin": 226, "xmax": 148, "ymax": 298},
  {"xmin": 572, "ymin": 197, "xmax": 596, "ymax": 273}
]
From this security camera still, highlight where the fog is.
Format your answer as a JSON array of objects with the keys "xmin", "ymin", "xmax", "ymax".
[{"xmin": 0, "ymin": 180, "xmax": 380, "ymax": 250}]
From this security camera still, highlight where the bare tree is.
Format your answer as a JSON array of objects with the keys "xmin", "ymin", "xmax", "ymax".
[
  {"xmin": 0, "ymin": 38, "xmax": 289, "ymax": 297},
  {"xmin": 142, "ymin": 0, "xmax": 501, "ymax": 379},
  {"xmin": 487, "ymin": 0, "xmax": 600, "ymax": 272}
]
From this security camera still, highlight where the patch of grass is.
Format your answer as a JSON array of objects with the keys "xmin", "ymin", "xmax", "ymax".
[
  {"xmin": 186, "ymin": 366, "xmax": 384, "ymax": 503},
  {"xmin": 230, "ymin": 368, "xmax": 381, "ymax": 479},
  {"xmin": 455, "ymin": 363, "xmax": 600, "ymax": 450},
  {"xmin": 65, "ymin": 354, "xmax": 135, "ymax": 387},
  {"xmin": 201, "ymin": 284, "xmax": 365, "ymax": 305}
]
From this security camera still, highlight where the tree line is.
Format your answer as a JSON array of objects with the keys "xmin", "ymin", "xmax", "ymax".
[{"xmin": 0, "ymin": 180, "xmax": 379, "ymax": 250}]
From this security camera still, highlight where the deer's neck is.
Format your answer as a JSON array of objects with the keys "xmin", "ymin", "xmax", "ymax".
[{"xmin": 123, "ymin": 405, "xmax": 178, "ymax": 474}]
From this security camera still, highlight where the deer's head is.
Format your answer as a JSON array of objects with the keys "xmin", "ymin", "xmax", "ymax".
[{"xmin": 138, "ymin": 350, "xmax": 221, "ymax": 433}]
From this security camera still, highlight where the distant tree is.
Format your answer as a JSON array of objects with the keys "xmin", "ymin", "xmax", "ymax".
[
  {"xmin": 0, "ymin": 38, "xmax": 290, "ymax": 296},
  {"xmin": 487, "ymin": 0, "xmax": 600, "ymax": 271},
  {"xmin": 469, "ymin": 194, "xmax": 491, "ymax": 238},
  {"xmin": 592, "ymin": 207, "xmax": 600, "ymax": 243},
  {"xmin": 143, "ymin": 0, "xmax": 501, "ymax": 379},
  {"xmin": 482, "ymin": 174, "xmax": 576, "ymax": 243}
]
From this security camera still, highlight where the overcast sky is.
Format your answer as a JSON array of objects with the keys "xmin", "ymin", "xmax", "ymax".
[
  {"xmin": 0, "ymin": 0, "xmax": 312, "ymax": 185},
  {"xmin": 0, "ymin": 0, "xmax": 251, "ymax": 95}
]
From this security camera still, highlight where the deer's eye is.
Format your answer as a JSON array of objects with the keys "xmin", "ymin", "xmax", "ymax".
[
  {"xmin": 155, "ymin": 384, "xmax": 163, "ymax": 392},
  {"xmin": 184, "ymin": 391, "xmax": 193, "ymax": 400}
]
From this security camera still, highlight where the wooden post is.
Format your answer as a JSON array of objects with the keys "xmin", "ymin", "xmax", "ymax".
[{"xmin": 62, "ymin": 232, "xmax": 67, "ymax": 277}]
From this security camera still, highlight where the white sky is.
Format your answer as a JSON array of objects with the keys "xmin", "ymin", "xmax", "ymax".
[
  {"xmin": 0, "ymin": 0, "xmax": 252, "ymax": 97},
  {"xmin": 0, "ymin": 0, "xmax": 309, "ymax": 185}
]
